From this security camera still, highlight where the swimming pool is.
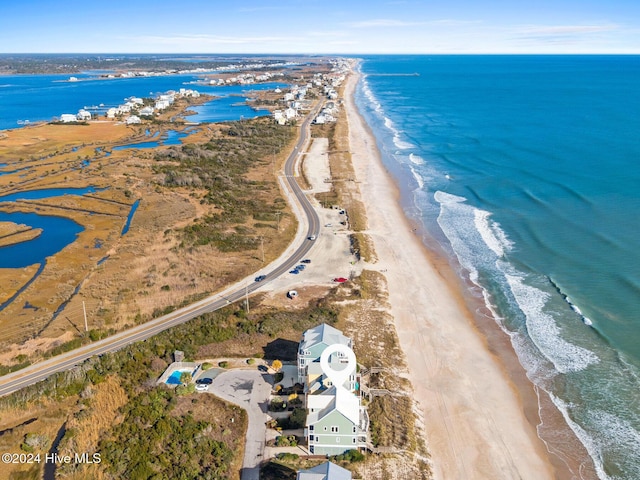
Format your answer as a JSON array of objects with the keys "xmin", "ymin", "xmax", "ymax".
[{"xmin": 165, "ymin": 368, "xmax": 193, "ymax": 385}]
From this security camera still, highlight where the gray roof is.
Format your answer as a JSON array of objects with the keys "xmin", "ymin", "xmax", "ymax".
[
  {"xmin": 297, "ymin": 461, "xmax": 352, "ymax": 480},
  {"xmin": 300, "ymin": 323, "xmax": 351, "ymax": 352}
]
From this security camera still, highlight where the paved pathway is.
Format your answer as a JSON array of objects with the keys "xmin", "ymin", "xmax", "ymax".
[{"xmin": 211, "ymin": 370, "xmax": 273, "ymax": 480}]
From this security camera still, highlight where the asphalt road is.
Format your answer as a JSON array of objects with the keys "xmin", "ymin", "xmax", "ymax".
[{"xmin": 0, "ymin": 104, "xmax": 322, "ymax": 398}]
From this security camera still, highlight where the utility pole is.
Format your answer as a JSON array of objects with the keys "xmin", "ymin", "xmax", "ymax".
[
  {"xmin": 82, "ymin": 300, "xmax": 88, "ymax": 333},
  {"xmin": 245, "ymin": 281, "xmax": 250, "ymax": 314},
  {"xmin": 275, "ymin": 211, "xmax": 281, "ymax": 232}
]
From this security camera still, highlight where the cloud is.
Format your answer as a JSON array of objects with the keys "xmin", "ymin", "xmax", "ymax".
[
  {"xmin": 128, "ymin": 34, "xmax": 300, "ymax": 46},
  {"xmin": 347, "ymin": 18, "xmax": 480, "ymax": 28},
  {"xmin": 514, "ymin": 24, "xmax": 619, "ymax": 43}
]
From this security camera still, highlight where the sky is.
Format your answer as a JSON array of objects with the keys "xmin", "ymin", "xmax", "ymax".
[{"xmin": 0, "ymin": 0, "xmax": 639, "ymax": 54}]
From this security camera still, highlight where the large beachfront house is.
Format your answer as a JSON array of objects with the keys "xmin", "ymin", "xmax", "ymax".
[
  {"xmin": 297, "ymin": 323, "xmax": 354, "ymax": 388},
  {"xmin": 298, "ymin": 324, "xmax": 368, "ymax": 456}
]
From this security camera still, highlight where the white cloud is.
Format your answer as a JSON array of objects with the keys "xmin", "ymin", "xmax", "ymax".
[
  {"xmin": 348, "ymin": 18, "xmax": 480, "ymax": 29},
  {"xmin": 516, "ymin": 24, "xmax": 619, "ymax": 36},
  {"xmin": 127, "ymin": 34, "xmax": 301, "ymax": 46}
]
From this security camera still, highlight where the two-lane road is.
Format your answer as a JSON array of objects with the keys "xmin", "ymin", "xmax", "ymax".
[{"xmin": 0, "ymin": 103, "xmax": 323, "ymax": 398}]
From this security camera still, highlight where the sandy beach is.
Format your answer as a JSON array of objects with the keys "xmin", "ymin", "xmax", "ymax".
[{"xmin": 343, "ymin": 69, "xmax": 557, "ymax": 479}]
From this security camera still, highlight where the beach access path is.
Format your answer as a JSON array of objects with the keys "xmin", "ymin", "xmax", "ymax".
[{"xmin": 344, "ymin": 69, "xmax": 556, "ymax": 479}]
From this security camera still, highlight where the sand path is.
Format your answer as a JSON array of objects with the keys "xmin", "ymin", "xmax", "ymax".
[{"xmin": 344, "ymin": 69, "xmax": 555, "ymax": 480}]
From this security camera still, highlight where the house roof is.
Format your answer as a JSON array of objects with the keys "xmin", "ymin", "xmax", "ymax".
[
  {"xmin": 297, "ymin": 461, "xmax": 352, "ymax": 480},
  {"xmin": 300, "ymin": 323, "xmax": 351, "ymax": 352},
  {"xmin": 306, "ymin": 386, "xmax": 360, "ymax": 426}
]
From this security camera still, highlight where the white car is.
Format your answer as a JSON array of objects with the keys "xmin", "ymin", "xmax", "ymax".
[
  {"xmin": 308, "ymin": 235, "xmax": 316, "ymax": 241},
  {"xmin": 195, "ymin": 383, "xmax": 210, "ymax": 392}
]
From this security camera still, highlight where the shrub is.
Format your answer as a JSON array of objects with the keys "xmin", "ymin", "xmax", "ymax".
[
  {"xmin": 201, "ymin": 362, "xmax": 213, "ymax": 371},
  {"xmin": 218, "ymin": 361, "xmax": 229, "ymax": 368},
  {"xmin": 246, "ymin": 358, "xmax": 255, "ymax": 365}
]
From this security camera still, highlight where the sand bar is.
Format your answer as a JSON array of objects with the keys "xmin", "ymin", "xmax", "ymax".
[{"xmin": 344, "ymin": 68, "xmax": 557, "ymax": 479}]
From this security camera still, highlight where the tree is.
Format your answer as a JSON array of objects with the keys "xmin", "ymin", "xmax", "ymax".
[
  {"xmin": 179, "ymin": 371, "xmax": 192, "ymax": 385},
  {"xmin": 272, "ymin": 359, "xmax": 282, "ymax": 372}
]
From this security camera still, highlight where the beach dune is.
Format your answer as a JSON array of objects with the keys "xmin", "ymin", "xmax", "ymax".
[{"xmin": 344, "ymin": 68, "xmax": 556, "ymax": 479}]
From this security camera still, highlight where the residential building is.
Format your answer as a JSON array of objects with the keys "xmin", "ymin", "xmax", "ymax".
[
  {"xmin": 60, "ymin": 114, "xmax": 77, "ymax": 123},
  {"xmin": 297, "ymin": 323, "xmax": 353, "ymax": 385},
  {"xmin": 297, "ymin": 461, "xmax": 352, "ymax": 480}
]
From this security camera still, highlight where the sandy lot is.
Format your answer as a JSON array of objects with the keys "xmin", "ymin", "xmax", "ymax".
[{"xmin": 343, "ymin": 70, "xmax": 556, "ymax": 479}]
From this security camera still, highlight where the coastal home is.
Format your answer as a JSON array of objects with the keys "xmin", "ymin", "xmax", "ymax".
[
  {"xmin": 125, "ymin": 115, "xmax": 141, "ymax": 125},
  {"xmin": 60, "ymin": 114, "xmax": 77, "ymax": 123},
  {"xmin": 297, "ymin": 323, "xmax": 353, "ymax": 385},
  {"xmin": 297, "ymin": 461, "xmax": 352, "ymax": 480},
  {"xmin": 305, "ymin": 385, "xmax": 368, "ymax": 455},
  {"xmin": 76, "ymin": 109, "xmax": 92, "ymax": 121},
  {"xmin": 106, "ymin": 107, "xmax": 118, "ymax": 118},
  {"xmin": 139, "ymin": 106, "xmax": 155, "ymax": 117},
  {"xmin": 284, "ymin": 108, "xmax": 297, "ymax": 120}
]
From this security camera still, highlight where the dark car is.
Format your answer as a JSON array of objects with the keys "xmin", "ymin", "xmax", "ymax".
[
  {"xmin": 301, "ymin": 259, "xmax": 311, "ymax": 264},
  {"xmin": 296, "ymin": 264, "xmax": 306, "ymax": 270},
  {"xmin": 196, "ymin": 377, "xmax": 213, "ymax": 385},
  {"xmin": 290, "ymin": 269, "xmax": 300, "ymax": 274},
  {"xmin": 254, "ymin": 275, "xmax": 266, "ymax": 282}
]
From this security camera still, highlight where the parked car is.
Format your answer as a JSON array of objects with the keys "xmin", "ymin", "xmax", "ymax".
[
  {"xmin": 290, "ymin": 269, "xmax": 300, "ymax": 274},
  {"xmin": 254, "ymin": 275, "xmax": 266, "ymax": 282},
  {"xmin": 301, "ymin": 259, "xmax": 311, "ymax": 264},
  {"xmin": 324, "ymin": 223, "xmax": 332, "ymax": 227},
  {"xmin": 296, "ymin": 264, "xmax": 306, "ymax": 270},
  {"xmin": 196, "ymin": 377, "xmax": 213, "ymax": 385},
  {"xmin": 195, "ymin": 384, "xmax": 210, "ymax": 392},
  {"xmin": 308, "ymin": 235, "xmax": 316, "ymax": 241},
  {"xmin": 333, "ymin": 277, "xmax": 348, "ymax": 283}
]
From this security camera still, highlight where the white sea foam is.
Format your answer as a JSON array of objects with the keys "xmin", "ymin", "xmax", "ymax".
[
  {"xmin": 474, "ymin": 210, "xmax": 507, "ymax": 258},
  {"xmin": 504, "ymin": 271, "xmax": 599, "ymax": 373},
  {"xmin": 435, "ymin": 190, "xmax": 599, "ymax": 374},
  {"xmin": 549, "ymin": 394, "xmax": 640, "ymax": 480},
  {"xmin": 409, "ymin": 153, "xmax": 425, "ymax": 165},
  {"xmin": 409, "ymin": 165, "xmax": 424, "ymax": 189}
]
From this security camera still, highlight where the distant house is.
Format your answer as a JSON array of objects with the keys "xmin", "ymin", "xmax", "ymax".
[
  {"xmin": 284, "ymin": 108, "xmax": 297, "ymax": 120},
  {"xmin": 297, "ymin": 461, "xmax": 352, "ymax": 480},
  {"xmin": 60, "ymin": 114, "xmax": 77, "ymax": 123},
  {"xmin": 76, "ymin": 109, "xmax": 92, "ymax": 121},
  {"xmin": 139, "ymin": 106, "xmax": 155, "ymax": 117},
  {"xmin": 125, "ymin": 115, "xmax": 141, "ymax": 125},
  {"xmin": 106, "ymin": 107, "xmax": 118, "ymax": 118}
]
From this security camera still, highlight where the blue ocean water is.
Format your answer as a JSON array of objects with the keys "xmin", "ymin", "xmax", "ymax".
[
  {"xmin": 0, "ymin": 73, "xmax": 282, "ymax": 130},
  {"xmin": 355, "ymin": 55, "xmax": 640, "ymax": 480}
]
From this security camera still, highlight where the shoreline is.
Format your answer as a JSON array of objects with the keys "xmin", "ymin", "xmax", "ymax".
[{"xmin": 343, "ymin": 65, "xmax": 588, "ymax": 479}]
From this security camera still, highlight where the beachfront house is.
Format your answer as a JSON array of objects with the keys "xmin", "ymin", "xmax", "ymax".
[
  {"xmin": 125, "ymin": 115, "xmax": 141, "ymax": 125},
  {"xmin": 297, "ymin": 461, "xmax": 352, "ymax": 480},
  {"xmin": 76, "ymin": 110, "xmax": 92, "ymax": 121},
  {"xmin": 297, "ymin": 324, "xmax": 367, "ymax": 455},
  {"xmin": 297, "ymin": 323, "xmax": 353, "ymax": 385},
  {"xmin": 60, "ymin": 114, "xmax": 77, "ymax": 123}
]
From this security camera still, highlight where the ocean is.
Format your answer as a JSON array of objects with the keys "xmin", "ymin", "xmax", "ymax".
[{"xmin": 354, "ymin": 55, "xmax": 640, "ymax": 480}]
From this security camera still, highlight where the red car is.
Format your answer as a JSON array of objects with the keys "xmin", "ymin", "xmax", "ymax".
[{"xmin": 333, "ymin": 277, "xmax": 348, "ymax": 283}]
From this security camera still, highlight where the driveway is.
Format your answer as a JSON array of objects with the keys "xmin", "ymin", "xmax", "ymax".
[{"xmin": 211, "ymin": 370, "xmax": 273, "ymax": 480}]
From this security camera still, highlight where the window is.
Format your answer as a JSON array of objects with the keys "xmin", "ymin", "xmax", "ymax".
[
  {"xmin": 310, "ymin": 425, "xmax": 314, "ymax": 431},
  {"xmin": 353, "ymin": 426, "xmax": 357, "ymax": 433},
  {"xmin": 353, "ymin": 438, "xmax": 356, "ymax": 443},
  {"xmin": 309, "ymin": 435, "xmax": 314, "ymax": 441},
  {"xmin": 324, "ymin": 426, "xmax": 327, "ymax": 431},
  {"xmin": 310, "ymin": 446, "xmax": 314, "ymax": 454},
  {"xmin": 331, "ymin": 426, "xmax": 339, "ymax": 433}
]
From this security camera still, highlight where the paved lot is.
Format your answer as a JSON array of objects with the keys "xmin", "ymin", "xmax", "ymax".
[{"xmin": 211, "ymin": 370, "xmax": 273, "ymax": 480}]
